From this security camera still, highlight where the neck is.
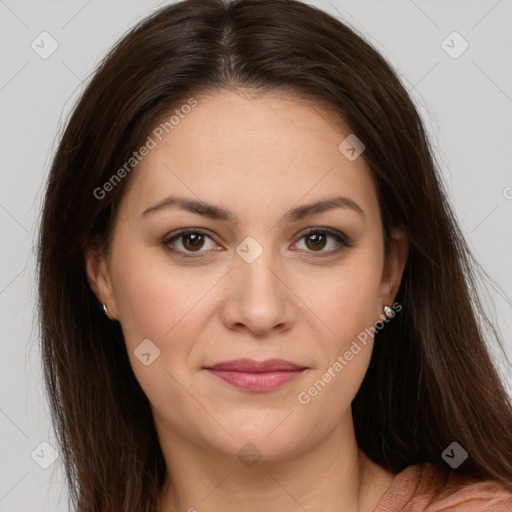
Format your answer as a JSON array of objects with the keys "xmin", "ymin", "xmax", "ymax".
[{"xmin": 156, "ymin": 412, "xmax": 395, "ymax": 512}]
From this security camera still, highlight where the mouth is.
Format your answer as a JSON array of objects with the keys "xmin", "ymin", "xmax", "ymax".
[{"xmin": 203, "ymin": 358, "xmax": 309, "ymax": 392}]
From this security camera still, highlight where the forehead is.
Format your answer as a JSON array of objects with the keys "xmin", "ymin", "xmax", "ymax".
[{"xmin": 118, "ymin": 90, "xmax": 380, "ymax": 225}]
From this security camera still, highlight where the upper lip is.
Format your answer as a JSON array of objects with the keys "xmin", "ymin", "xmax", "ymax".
[{"xmin": 204, "ymin": 358, "xmax": 307, "ymax": 372}]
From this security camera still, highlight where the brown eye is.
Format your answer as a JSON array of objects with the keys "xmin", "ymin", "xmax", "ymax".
[
  {"xmin": 181, "ymin": 233, "xmax": 205, "ymax": 251},
  {"xmin": 304, "ymin": 232, "xmax": 327, "ymax": 251},
  {"xmin": 164, "ymin": 227, "xmax": 352, "ymax": 259},
  {"xmin": 164, "ymin": 229, "xmax": 217, "ymax": 257},
  {"xmin": 294, "ymin": 228, "xmax": 352, "ymax": 256}
]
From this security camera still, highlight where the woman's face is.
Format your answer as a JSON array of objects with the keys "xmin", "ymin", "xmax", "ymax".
[{"xmin": 86, "ymin": 90, "xmax": 407, "ymax": 461}]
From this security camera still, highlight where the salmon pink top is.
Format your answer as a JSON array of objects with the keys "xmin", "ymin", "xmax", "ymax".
[{"xmin": 373, "ymin": 462, "xmax": 512, "ymax": 511}]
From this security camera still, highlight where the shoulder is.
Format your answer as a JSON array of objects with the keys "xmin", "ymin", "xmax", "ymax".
[{"xmin": 374, "ymin": 462, "xmax": 512, "ymax": 512}]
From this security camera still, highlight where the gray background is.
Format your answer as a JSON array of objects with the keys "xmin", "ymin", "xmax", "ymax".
[{"xmin": 1, "ymin": 0, "xmax": 511, "ymax": 510}]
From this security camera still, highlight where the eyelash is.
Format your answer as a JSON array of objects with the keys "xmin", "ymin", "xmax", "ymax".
[{"xmin": 162, "ymin": 227, "xmax": 353, "ymax": 259}]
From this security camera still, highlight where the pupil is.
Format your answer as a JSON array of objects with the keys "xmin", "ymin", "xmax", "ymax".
[
  {"xmin": 181, "ymin": 233, "xmax": 328, "ymax": 252},
  {"xmin": 184, "ymin": 234, "xmax": 203, "ymax": 250},
  {"xmin": 307, "ymin": 233, "xmax": 326, "ymax": 250}
]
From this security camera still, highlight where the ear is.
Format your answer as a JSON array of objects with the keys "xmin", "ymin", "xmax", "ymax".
[
  {"xmin": 379, "ymin": 227, "xmax": 409, "ymax": 308},
  {"xmin": 84, "ymin": 242, "xmax": 118, "ymax": 320}
]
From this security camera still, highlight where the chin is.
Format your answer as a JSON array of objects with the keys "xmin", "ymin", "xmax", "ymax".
[{"xmin": 208, "ymin": 419, "xmax": 313, "ymax": 463}]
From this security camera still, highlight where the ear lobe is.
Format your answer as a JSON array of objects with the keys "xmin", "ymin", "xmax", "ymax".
[
  {"xmin": 380, "ymin": 228, "xmax": 409, "ymax": 305},
  {"xmin": 84, "ymin": 244, "xmax": 117, "ymax": 317}
]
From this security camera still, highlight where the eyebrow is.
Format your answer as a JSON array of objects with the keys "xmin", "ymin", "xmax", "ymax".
[{"xmin": 141, "ymin": 194, "xmax": 365, "ymax": 222}]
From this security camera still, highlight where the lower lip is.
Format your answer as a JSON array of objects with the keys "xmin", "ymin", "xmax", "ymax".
[{"xmin": 205, "ymin": 369, "xmax": 305, "ymax": 391}]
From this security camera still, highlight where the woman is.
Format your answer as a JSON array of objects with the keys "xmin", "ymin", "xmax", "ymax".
[{"xmin": 37, "ymin": 0, "xmax": 512, "ymax": 510}]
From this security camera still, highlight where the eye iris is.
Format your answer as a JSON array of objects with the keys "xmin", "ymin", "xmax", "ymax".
[
  {"xmin": 305, "ymin": 232, "xmax": 327, "ymax": 251},
  {"xmin": 176, "ymin": 231, "xmax": 335, "ymax": 253},
  {"xmin": 183, "ymin": 233, "xmax": 204, "ymax": 251}
]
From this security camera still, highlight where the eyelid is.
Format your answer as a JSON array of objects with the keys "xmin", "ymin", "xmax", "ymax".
[
  {"xmin": 298, "ymin": 227, "xmax": 353, "ymax": 247},
  {"xmin": 162, "ymin": 226, "xmax": 353, "ymax": 258},
  {"xmin": 162, "ymin": 228, "xmax": 219, "ymax": 259}
]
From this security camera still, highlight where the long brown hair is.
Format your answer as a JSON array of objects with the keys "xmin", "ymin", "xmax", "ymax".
[{"xmin": 37, "ymin": 0, "xmax": 512, "ymax": 510}]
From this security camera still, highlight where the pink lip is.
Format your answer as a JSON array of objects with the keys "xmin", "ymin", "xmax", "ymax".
[{"xmin": 204, "ymin": 358, "xmax": 308, "ymax": 392}]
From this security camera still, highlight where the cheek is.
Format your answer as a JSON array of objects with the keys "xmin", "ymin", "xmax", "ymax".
[
  {"xmin": 109, "ymin": 241, "xmax": 190, "ymax": 349},
  {"xmin": 306, "ymin": 255, "xmax": 383, "ymax": 349},
  {"xmin": 111, "ymin": 258, "xmax": 172, "ymax": 347},
  {"xmin": 103, "ymin": 231, "xmax": 207, "ymax": 433},
  {"xmin": 294, "ymin": 263, "xmax": 381, "ymax": 427},
  {"xmin": 110, "ymin": 248, "xmax": 210, "ymax": 417}
]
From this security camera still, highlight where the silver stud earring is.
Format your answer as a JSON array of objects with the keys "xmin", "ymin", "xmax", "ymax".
[
  {"xmin": 102, "ymin": 303, "xmax": 113, "ymax": 320},
  {"xmin": 383, "ymin": 305, "xmax": 394, "ymax": 319}
]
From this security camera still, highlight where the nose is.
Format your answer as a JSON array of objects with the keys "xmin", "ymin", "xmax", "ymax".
[{"xmin": 220, "ymin": 247, "xmax": 297, "ymax": 337}]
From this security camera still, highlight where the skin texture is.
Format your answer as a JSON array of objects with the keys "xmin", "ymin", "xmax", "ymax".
[{"xmin": 85, "ymin": 90, "xmax": 409, "ymax": 512}]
